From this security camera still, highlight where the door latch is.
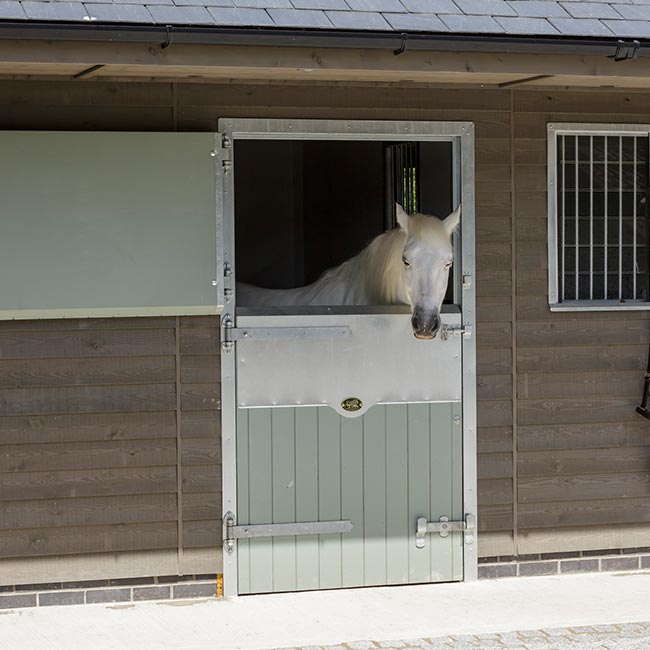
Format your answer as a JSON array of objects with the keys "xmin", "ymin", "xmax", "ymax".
[
  {"xmin": 441, "ymin": 324, "xmax": 472, "ymax": 340},
  {"xmin": 416, "ymin": 514, "xmax": 476, "ymax": 548}
]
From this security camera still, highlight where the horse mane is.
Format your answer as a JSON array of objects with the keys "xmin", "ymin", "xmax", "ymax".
[
  {"xmin": 361, "ymin": 229, "xmax": 408, "ymax": 304},
  {"xmin": 304, "ymin": 228, "xmax": 407, "ymax": 306}
]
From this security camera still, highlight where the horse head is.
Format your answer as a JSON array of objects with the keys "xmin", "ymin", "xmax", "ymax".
[{"xmin": 396, "ymin": 203, "xmax": 461, "ymax": 340}]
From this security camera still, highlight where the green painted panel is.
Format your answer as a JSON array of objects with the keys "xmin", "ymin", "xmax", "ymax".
[
  {"xmin": 271, "ymin": 409, "xmax": 297, "ymax": 592},
  {"xmin": 363, "ymin": 406, "xmax": 387, "ymax": 586},
  {"xmin": 295, "ymin": 408, "xmax": 319, "ymax": 591},
  {"xmin": 386, "ymin": 405, "xmax": 409, "ymax": 584},
  {"xmin": 236, "ymin": 408, "xmax": 251, "ymax": 594},
  {"xmin": 248, "ymin": 409, "xmax": 274, "ymax": 594},
  {"xmin": 340, "ymin": 415, "xmax": 364, "ymax": 587},
  {"xmin": 451, "ymin": 403, "xmax": 464, "ymax": 581},
  {"xmin": 407, "ymin": 404, "xmax": 432, "ymax": 583},
  {"xmin": 0, "ymin": 132, "xmax": 218, "ymax": 319},
  {"xmin": 317, "ymin": 407, "xmax": 342, "ymax": 589},
  {"xmin": 429, "ymin": 402, "xmax": 454, "ymax": 582}
]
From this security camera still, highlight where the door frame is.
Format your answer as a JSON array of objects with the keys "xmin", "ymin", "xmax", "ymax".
[{"xmin": 218, "ymin": 119, "xmax": 477, "ymax": 597}]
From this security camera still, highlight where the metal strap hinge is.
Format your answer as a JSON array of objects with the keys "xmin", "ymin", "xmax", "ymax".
[
  {"xmin": 221, "ymin": 137, "xmax": 232, "ymax": 171},
  {"xmin": 441, "ymin": 324, "xmax": 472, "ymax": 340},
  {"xmin": 416, "ymin": 514, "xmax": 476, "ymax": 548},
  {"xmin": 221, "ymin": 315, "xmax": 235, "ymax": 353},
  {"xmin": 223, "ymin": 512, "xmax": 352, "ymax": 554}
]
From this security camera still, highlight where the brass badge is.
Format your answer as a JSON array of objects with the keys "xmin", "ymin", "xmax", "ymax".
[{"xmin": 341, "ymin": 397, "xmax": 363, "ymax": 413}]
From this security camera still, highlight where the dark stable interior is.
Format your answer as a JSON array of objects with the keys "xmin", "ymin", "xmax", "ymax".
[{"xmin": 234, "ymin": 139, "xmax": 454, "ymax": 298}]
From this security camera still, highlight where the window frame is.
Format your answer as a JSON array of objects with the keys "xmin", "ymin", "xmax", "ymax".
[{"xmin": 548, "ymin": 122, "xmax": 650, "ymax": 311}]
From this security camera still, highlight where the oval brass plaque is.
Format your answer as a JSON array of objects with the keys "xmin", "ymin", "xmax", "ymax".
[{"xmin": 341, "ymin": 397, "xmax": 363, "ymax": 413}]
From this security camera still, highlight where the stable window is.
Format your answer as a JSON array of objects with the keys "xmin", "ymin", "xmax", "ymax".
[{"xmin": 548, "ymin": 124, "xmax": 650, "ymax": 310}]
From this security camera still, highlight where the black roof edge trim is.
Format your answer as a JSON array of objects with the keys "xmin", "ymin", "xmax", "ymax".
[{"xmin": 0, "ymin": 21, "xmax": 648, "ymax": 58}]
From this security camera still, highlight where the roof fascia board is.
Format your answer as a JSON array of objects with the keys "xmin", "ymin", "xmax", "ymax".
[{"xmin": 4, "ymin": 39, "xmax": 650, "ymax": 83}]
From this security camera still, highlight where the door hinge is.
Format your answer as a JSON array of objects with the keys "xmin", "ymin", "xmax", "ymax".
[
  {"xmin": 223, "ymin": 511, "xmax": 352, "ymax": 554},
  {"xmin": 441, "ymin": 323, "xmax": 472, "ymax": 340},
  {"xmin": 221, "ymin": 134, "xmax": 232, "ymax": 169},
  {"xmin": 416, "ymin": 513, "xmax": 476, "ymax": 548},
  {"xmin": 221, "ymin": 314, "xmax": 234, "ymax": 353}
]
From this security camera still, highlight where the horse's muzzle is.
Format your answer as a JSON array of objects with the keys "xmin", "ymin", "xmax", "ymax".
[{"xmin": 411, "ymin": 310, "xmax": 440, "ymax": 340}]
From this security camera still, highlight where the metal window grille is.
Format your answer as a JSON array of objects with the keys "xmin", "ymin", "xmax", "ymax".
[
  {"xmin": 556, "ymin": 133, "xmax": 650, "ymax": 303},
  {"xmin": 385, "ymin": 142, "xmax": 420, "ymax": 227}
]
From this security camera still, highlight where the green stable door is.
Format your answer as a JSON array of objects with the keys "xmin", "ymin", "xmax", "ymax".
[{"xmin": 217, "ymin": 118, "xmax": 477, "ymax": 597}]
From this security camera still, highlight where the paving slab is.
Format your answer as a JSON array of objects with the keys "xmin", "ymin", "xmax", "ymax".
[{"xmin": 276, "ymin": 623, "xmax": 650, "ymax": 650}]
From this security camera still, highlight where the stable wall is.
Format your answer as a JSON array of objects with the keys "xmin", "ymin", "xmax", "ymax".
[
  {"xmin": 0, "ymin": 80, "xmax": 649, "ymax": 584},
  {"xmin": 0, "ymin": 315, "xmax": 221, "ymax": 584}
]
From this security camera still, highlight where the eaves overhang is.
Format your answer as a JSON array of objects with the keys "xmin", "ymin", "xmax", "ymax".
[{"xmin": 0, "ymin": 20, "xmax": 646, "ymax": 58}]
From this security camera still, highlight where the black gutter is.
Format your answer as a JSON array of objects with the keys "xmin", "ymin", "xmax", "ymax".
[{"xmin": 0, "ymin": 21, "xmax": 647, "ymax": 59}]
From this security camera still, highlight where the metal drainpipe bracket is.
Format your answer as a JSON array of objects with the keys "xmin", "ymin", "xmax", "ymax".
[{"xmin": 610, "ymin": 39, "xmax": 640, "ymax": 62}]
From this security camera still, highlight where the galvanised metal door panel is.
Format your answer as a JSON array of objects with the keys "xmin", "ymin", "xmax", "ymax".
[
  {"xmin": 234, "ymin": 310, "xmax": 462, "ymax": 417},
  {"xmin": 236, "ymin": 403, "xmax": 463, "ymax": 594}
]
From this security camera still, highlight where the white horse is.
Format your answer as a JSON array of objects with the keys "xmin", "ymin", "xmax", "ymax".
[{"xmin": 237, "ymin": 204, "xmax": 461, "ymax": 339}]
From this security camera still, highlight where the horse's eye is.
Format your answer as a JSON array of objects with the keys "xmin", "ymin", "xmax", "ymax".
[{"xmin": 402, "ymin": 257, "xmax": 410, "ymax": 267}]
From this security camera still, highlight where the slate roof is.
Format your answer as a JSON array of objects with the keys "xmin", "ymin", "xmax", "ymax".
[{"xmin": 4, "ymin": 0, "xmax": 650, "ymax": 41}]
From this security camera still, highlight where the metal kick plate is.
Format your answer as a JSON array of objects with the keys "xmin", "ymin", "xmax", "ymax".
[{"xmin": 236, "ymin": 310, "xmax": 463, "ymax": 417}]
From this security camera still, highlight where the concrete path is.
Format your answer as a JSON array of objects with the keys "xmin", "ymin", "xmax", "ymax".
[{"xmin": 2, "ymin": 572, "xmax": 650, "ymax": 650}]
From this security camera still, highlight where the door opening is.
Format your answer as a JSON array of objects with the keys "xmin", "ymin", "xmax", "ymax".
[
  {"xmin": 234, "ymin": 139, "xmax": 454, "ymax": 301},
  {"xmin": 219, "ymin": 120, "xmax": 477, "ymax": 598}
]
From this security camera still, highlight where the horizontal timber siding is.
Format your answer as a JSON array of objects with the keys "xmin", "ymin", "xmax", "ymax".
[
  {"xmin": 1, "ymin": 80, "xmax": 649, "ymax": 569},
  {"xmin": 0, "ymin": 315, "xmax": 221, "ymax": 585},
  {"xmin": 513, "ymin": 90, "xmax": 650, "ymax": 555}
]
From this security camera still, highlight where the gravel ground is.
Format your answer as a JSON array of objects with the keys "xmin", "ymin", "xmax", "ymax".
[{"xmin": 270, "ymin": 622, "xmax": 650, "ymax": 650}]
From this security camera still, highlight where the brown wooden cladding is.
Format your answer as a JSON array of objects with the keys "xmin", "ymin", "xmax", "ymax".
[
  {"xmin": 512, "ymin": 91, "xmax": 650, "ymax": 551},
  {"xmin": 0, "ymin": 315, "xmax": 221, "ymax": 579},
  {"xmin": 1, "ymin": 80, "xmax": 650, "ymax": 565}
]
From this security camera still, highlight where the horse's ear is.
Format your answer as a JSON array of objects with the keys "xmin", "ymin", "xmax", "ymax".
[
  {"xmin": 396, "ymin": 204, "xmax": 409, "ymax": 231},
  {"xmin": 443, "ymin": 205, "xmax": 461, "ymax": 236}
]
